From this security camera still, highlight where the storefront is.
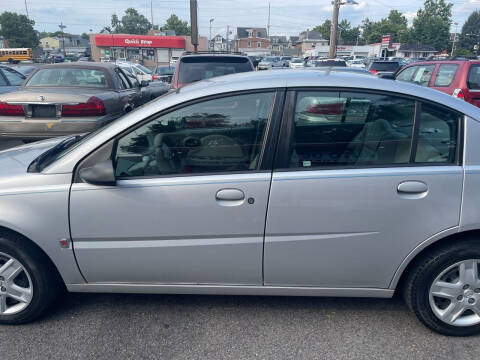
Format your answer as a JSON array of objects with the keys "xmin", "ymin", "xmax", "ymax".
[{"xmin": 90, "ymin": 34, "xmax": 186, "ymax": 66}]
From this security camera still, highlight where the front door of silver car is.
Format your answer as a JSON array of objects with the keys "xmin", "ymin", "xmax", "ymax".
[
  {"xmin": 69, "ymin": 91, "xmax": 282, "ymax": 285},
  {"xmin": 264, "ymin": 90, "xmax": 463, "ymax": 288}
]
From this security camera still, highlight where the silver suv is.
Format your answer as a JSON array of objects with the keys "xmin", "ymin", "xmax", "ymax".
[{"xmin": 0, "ymin": 70, "xmax": 480, "ymax": 336}]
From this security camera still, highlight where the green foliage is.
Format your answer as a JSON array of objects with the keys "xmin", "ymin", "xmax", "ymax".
[
  {"xmin": 102, "ymin": 8, "xmax": 152, "ymax": 35},
  {"xmin": 81, "ymin": 33, "xmax": 90, "ymax": 40},
  {"xmin": 0, "ymin": 11, "xmax": 39, "ymax": 48},
  {"xmin": 313, "ymin": 20, "xmax": 331, "ymax": 41},
  {"xmin": 314, "ymin": 19, "xmax": 360, "ymax": 45},
  {"xmin": 410, "ymin": 0, "xmax": 453, "ymax": 51},
  {"xmin": 458, "ymin": 10, "xmax": 480, "ymax": 54},
  {"xmin": 161, "ymin": 15, "xmax": 191, "ymax": 36},
  {"xmin": 361, "ymin": 10, "xmax": 409, "ymax": 44}
]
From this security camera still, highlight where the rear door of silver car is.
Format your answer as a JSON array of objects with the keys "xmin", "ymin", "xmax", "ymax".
[
  {"xmin": 69, "ymin": 90, "xmax": 284, "ymax": 285},
  {"xmin": 264, "ymin": 89, "xmax": 463, "ymax": 289}
]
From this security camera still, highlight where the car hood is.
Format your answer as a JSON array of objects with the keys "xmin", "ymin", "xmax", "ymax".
[
  {"xmin": 0, "ymin": 137, "xmax": 65, "ymax": 175},
  {"xmin": 0, "ymin": 87, "xmax": 111, "ymax": 103}
]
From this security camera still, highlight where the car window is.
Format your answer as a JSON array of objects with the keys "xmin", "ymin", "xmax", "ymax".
[
  {"xmin": 467, "ymin": 65, "xmax": 480, "ymax": 90},
  {"xmin": 415, "ymin": 102, "xmax": 459, "ymax": 164},
  {"xmin": 26, "ymin": 68, "xmax": 108, "ymax": 88},
  {"xmin": 434, "ymin": 64, "xmax": 458, "ymax": 87},
  {"xmin": 2, "ymin": 68, "xmax": 24, "ymax": 86},
  {"xmin": 369, "ymin": 62, "xmax": 400, "ymax": 71},
  {"xmin": 114, "ymin": 92, "xmax": 275, "ymax": 178},
  {"xmin": 135, "ymin": 64, "xmax": 152, "ymax": 74},
  {"xmin": 396, "ymin": 66, "xmax": 417, "ymax": 82},
  {"xmin": 116, "ymin": 69, "xmax": 131, "ymax": 89},
  {"xmin": 178, "ymin": 57, "xmax": 253, "ymax": 84},
  {"xmin": 287, "ymin": 91, "xmax": 415, "ymax": 168},
  {"xmin": 0, "ymin": 72, "xmax": 7, "ymax": 86},
  {"xmin": 411, "ymin": 65, "xmax": 435, "ymax": 86}
]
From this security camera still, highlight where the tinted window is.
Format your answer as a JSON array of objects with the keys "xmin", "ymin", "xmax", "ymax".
[
  {"xmin": 434, "ymin": 64, "xmax": 458, "ymax": 87},
  {"xmin": 411, "ymin": 65, "xmax": 435, "ymax": 86},
  {"xmin": 369, "ymin": 62, "xmax": 401, "ymax": 71},
  {"xmin": 288, "ymin": 91, "xmax": 415, "ymax": 168},
  {"xmin": 467, "ymin": 65, "xmax": 480, "ymax": 90},
  {"xmin": 114, "ymin": 92, "xmax": 274, "ymax": 178},
  {"xmin": 316, "ymin": 60, "xmax": 347, "ymax": 67},
  {"xmin": 26, "ymin": 68, "xmax": 108, "ymax": 88},
  {"xmin": 396, "ymin": 66, "xmax": 417, "ymax": 82},
  {"xmin": 0, "ymin": 72, "xmax": 7, "ymax": 86},
  {"xmin": 116, "ymin": 69, "xmax": 130, "ymax": 89},
  {"xmin": 155, "ymin": 66, "xmax": 174, "ymax": 75},
  {"xmin": 415, "ymin": 102, "xmax": 459, "ymax": 163},
  {"xmin": 178, "ymin": 57, "xmax": 253, "ymax": 84},
  {"xmin": 2, "ymin": 68, "xmax": 24, "ymax": 86}
]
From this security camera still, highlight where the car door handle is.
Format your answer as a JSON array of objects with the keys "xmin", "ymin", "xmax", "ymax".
[
  {"xmin": 216, "ymin": 189, "xmax": 245, "ymax": 206},
  {"xmin": 397, "ymin": 181, "xmax": 428, "ymax": 196}
]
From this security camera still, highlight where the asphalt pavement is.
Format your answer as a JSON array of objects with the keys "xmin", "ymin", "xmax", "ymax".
[{"xmin": 0, "ymin": 293, "xmax": 478, "ymax": 360}]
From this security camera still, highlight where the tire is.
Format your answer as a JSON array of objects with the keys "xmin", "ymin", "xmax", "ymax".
[
  {"xmin": 0, "ymin": 231, "xmax": 60, "ymax": 324},
  {"xmin": 403, "ymin": 238, "xmax": 480, "ymax": 336}
]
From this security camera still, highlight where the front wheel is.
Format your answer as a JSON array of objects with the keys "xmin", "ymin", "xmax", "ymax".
[
  {"xmin": 404, "ymin": 239, "xmax": 480, "ymax": 336},
  {"xmin": 0, "ymin": 232, "xmax": 59, "ymax": 324}
]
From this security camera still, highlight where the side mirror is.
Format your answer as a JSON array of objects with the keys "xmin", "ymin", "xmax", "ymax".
[
  {"xmin": 140, "ymin": 80, "xmax": 149, "ymax": 87},
  {"xmin": 79, "ymin": 160, "xmax": 116, "ymax": 186}
]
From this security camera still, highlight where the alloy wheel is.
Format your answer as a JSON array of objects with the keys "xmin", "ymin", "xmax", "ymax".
[{"xmin": 0, "ymin": 252, "xmax": 33, "ymax": 315}]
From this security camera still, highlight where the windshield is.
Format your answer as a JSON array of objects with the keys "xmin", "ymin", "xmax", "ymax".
[
  {"xmin": 264, "ymin": 57, "xmax": 276, "ymax": 62},
  {"xmin": 135, "ymin": 64, "xmax": 152, "ymax": 74},
  {"xmin": 370, "ymin": 62, "xmax": 401, "ymax": 71},
  {"xmin": 178, "ymin": 57, "xmax": 253, "ymax": 84},
  {"xmin": 292, "ymin": 59, "xmax": 303, "ymax": 63},
  {"xmin": 26, "ymin": 68, "xmax": 108, "ymax": 88},
  {"xmin": 155, "ymin": 67, "xmax": 174, "ymax": 75}
]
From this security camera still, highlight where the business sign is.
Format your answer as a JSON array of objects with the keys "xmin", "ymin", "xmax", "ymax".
[
  {"xmin": 381, "ymin": 35, "xmax": 392, "ymax": 49},
  {"xmin": 94, "ymin": 34, "xmax": 185, "ymax": 49}
]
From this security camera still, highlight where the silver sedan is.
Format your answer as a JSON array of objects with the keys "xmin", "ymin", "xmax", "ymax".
[{"xmin": 0, "ymin": 70, "xmax": 480, "ymax": 336}]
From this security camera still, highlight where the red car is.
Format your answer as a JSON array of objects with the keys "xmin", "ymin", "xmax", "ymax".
[{"xmin": 395, "ymin": 59, "xmax": 480, "ymax": 107}]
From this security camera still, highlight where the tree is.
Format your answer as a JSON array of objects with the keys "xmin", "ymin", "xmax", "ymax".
[
  {"xmin": 338, "ymin": 20, "xmax": 361, "ymax": 45},
  {"xmin": 0, "ymin": 11, "xmax": 39, "ymax": 48},
  {"xmin": 162, "ymin": 14, "xmax": 190, "ymax": 36},
  {"xmin": 459, "ymin": 10, "xmax": 480, "ymax": 55},
  {"xmin": 410, "ymin": 0, "xmax": 453, "ymax": 51},
  {"xmin": 102, "ymin": 8, "xmax": 152, "ymax": 35},
  {"xmin": 81, "ymin": 33, "xmax": 90, "ymax": 40},
  {"xmin": 361, "ymin": 10, "xmax": 409, "ymax": 44},
  {"xmin": 313, "ymin": 20, "xmax": 331, "ymax": 41}
]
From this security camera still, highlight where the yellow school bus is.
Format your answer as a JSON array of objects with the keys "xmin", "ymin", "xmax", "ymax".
[{"xmin": 0, "ymin": 48, "xmax": 33, "ymax": 63}]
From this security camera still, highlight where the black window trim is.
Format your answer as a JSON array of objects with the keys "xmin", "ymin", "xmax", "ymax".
[
  {"xmin": 274, "ymin": 87, "xmax": 463, "ymax": 172},
  {"xmin": 74, "ymin": 88, "xmax": 286, "ymax": 183}
]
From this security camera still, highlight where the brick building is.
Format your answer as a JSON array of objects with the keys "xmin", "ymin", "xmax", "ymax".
[{"xmin": 234, "ymin": 27, "xmax": 270, "ymax": 56}]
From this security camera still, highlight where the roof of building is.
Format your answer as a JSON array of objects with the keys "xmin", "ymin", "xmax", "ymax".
[
  {"xmin": 398, "ymin": 44, "xmax": 437, "ymax": 52},
  {"xmin": 236, "ymin": 27, "xmax": 268, "ymax": 39},
  {"xmin": 270, "ymin": 36, "xmax": 288, "ymax": 43},
  {"xmin": 299, "ymin": 30, "xmax": 324, "ymax": 41}
]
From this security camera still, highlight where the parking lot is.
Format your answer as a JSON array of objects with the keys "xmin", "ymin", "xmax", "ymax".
[{"xmin": 0, "ymin": 293, "xmax": 478, "ymax": 360}]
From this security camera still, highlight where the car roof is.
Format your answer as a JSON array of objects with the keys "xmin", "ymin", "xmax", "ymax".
[
  {"xmin": 36, "ymin": 62, "xmax": 116, "ymax": 70},
  {"xmin": 47, "ymin": 69, "xmax": 480, "ymax": 174},
  {"xmin": 405, "ymin": 60, "xmax": 480, "ymax": 66}
]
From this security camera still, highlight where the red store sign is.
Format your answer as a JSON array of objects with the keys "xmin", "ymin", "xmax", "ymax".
[{"xmin": 94, "ymin": 34, "xmax": 185, "ymax": 49}]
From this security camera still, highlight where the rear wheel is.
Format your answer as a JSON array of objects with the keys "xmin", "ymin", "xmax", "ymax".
[
  {"xmin": 404, "ymin": 239, "xmax": 480, "ymax": 336},
  {"xmin": 0, "ymin": 232, "xmax": 59, "ymax": 324}
]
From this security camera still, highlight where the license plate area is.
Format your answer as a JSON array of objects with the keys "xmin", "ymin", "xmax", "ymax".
[{"xmin": 31, "ymin": 105, "xmax": 57, "ymax": 118}]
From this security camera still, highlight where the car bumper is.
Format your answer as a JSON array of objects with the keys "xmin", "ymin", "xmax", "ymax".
[{"xmin": 0, "ymin": 114, "xmax": 119, "ymax": 140}]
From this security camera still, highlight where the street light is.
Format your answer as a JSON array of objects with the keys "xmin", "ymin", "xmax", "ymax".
[
  {"xmin": 451, "ymin": 22, "xmax": 459, "ymax": 57},
  {"xmin": 328, "ymin": 0, "xmax": 358, "ymax": 58},
  {"xmin": 209, "ymin": 18, "xmax": 215, "ymax": 51}
]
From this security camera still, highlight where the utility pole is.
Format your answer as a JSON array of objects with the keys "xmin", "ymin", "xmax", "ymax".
[
  {"xmin": 190, "ymin": 0, "xmax": 198, "ymax": 53},
  {"xmin": 450, "ymin": 22, "xmax": 458, "ymax": 57},
  {"xmin": 328, "ymin": 0, "xmax": 340, "ymax": 59},
  {"xmin": 226, "ymin": 25, "xmax": 230, "ymax": 52},
  {"xmin": 59, "ymin": 22, "xmax": 67, "ymax": 57},
  {"xmin": 150, "ymin": 0, "xmax": 154, "ymax": 27},
  {"xmin": 24, "ymin": 0, "xmax": 29, "ymax": 18},
  {"xmin": 209, "ymin": 18, "xmax": 214, "ymax": 51},
  {"xmin": 267, "ymin": 2, "xmax": 271, "ymax": 38}
]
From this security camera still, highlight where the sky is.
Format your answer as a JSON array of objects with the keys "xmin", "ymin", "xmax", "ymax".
[{"xmin": 2, "ymin": 0, "xmax": 479, "ymax": 38}]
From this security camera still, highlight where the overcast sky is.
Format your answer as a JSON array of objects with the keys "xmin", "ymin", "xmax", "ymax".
[{"xmin": 2, "ymin": 0, "xmax": 479, "ymax": 37}]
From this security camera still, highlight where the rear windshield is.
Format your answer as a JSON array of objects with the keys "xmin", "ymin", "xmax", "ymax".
[
  {"xmin": 369, "ymin": 62, "xmax": 401, "ymax": 71},
  {"xmin": 26, "ymin": 68, "xmax": 108, "ymax": 88},
  {"xmin": 135, "ymin": 64, "xmax": 152, "ymax": 74},
  {"xmin": 292, "ymin": 58, "xmax": 303, "ymax": 63},
  {"xmin": 155, "ymin": 66, "xmax": 174, "ymax": 75},
  {"xmin": 178, "ymin": 57, "xmax": 253, "ymax": 84},
  {"xmin": 316, "ymin": 60, "xmax": 346, "ymax": 67},
  {"xmin": 467, "ymin": 65, "xmax": 480, "ymax": 90}
]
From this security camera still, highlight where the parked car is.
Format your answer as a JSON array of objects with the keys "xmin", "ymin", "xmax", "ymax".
[
  {"xmin": 6, "ymin": 65, "xmax": 37, "ymax": 77},
  {"xmin": 289, "ymin": 58, "xmax": 305, "ymax": 69},
  {"xmin": 1, "ymin": 70, "xmax": 480, "ymax": 336},
  {"xmin": 0, "ymin": 65, "xmax": 26, "ymax": 94},
  {"xmin": 117, "ymin": 62, "xmax": 153, "ymax": 83},
  {"xmin": 0, "ymin": 62, "xmax": 150, "ymax": 140},
  {"xmin": 347, "ymin": 59, "xmax": 366, "ymax": 69},
  {"xmin": 395, "ymin": 59, "xmax": 480, "ymax": 107},
  {"xmin": 368, "ymin": 60, "xmax": 404, "ymax": 76},
  {"xmin": 316, "ymin": 59, "xmax": 347, "ymax": 67},
  {"xmin": 152, "ymin": 65, "xmax": 175, "ymax": 83},
  {"xmin": 171, "ymin": 53, "xmax": 254, "ymax": 89},
  {"xmin": 258, "ymin": 56, "xmax": 282, "ymax": 70},
  {"xmin": 305, "ymin": 59, "xmax": 318, "ymax": 67},
  {"xmin": 280, "ymin": 56, "xmax": 293, "ymax": 67}
]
